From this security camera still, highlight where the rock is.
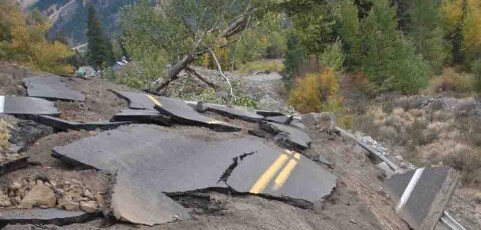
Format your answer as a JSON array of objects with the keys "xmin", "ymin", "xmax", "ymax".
[
  {"xmin": 95, "ymin": 194, "xmax": 104, "ymax": 206},
  {"xmin": 79, "ymin": 201, "xmax": 97, "ymax": 213},
  {"xmin": 20, "ymin": 184, "xmax": 56, "ymax": 209},
  {"xmin": 8, "ymin": 181, "xmax": 22, "ymax": 191},
  {"xmin": 83, "ymin": 189, "xmax": 93, "ymax": 198},
  {"xmin": 58, "ymin": 199, "xmax": 80, "ymax": 211}
]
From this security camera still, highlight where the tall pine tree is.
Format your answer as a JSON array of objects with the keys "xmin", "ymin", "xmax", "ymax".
[{"xmin": 86, "ymin": 5, "xmax": 113, "ymax": 69}]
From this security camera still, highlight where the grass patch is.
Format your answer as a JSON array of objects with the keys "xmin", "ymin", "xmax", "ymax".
[{"xmin": 237, "ymin": 60, "xmax": 284, "ymax": 74}]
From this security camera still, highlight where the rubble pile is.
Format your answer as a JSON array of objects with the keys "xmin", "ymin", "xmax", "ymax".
[{"xmin": 0, "ymin": 176, "xmax": 103, "ymax": 213}]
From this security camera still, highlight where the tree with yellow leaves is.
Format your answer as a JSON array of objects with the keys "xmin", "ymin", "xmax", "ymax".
[{"xmin": 0, "ymin": 2, "xmax": 74, "ymax": 74}]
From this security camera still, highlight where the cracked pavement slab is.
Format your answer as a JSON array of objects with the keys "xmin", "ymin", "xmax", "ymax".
[
  {"xmin": 111, "ymin": 90, "xmax": 157, "ymax": 110},
  {"xmin": 383, "ymin": 166, "xmax": 459, "ymax": 230},
  {"xmin": 112, "ymin": 109, "xmax": 172, "ymax": 126},
  {"xmin": 24, "ymin": 76, "xmax": 86, "ymax": 102},
  {"xmin": 261, "ymin": 122, "xmax": 312, "ymax": 150},
  {"xmin": 203, "ymin": 103, "xmax": 265, "ymax": 123},
  {"xmin": 154, "ymin": 97, "xmax": 242, "ymax": 132},
  {"xmin": 0, "ymin": 208, "xmax": 98, "ymax": 226},
  {"xmin": 52, "ymin": 125, "xmax": 336, "ymax": 226},
  {"xmin": 26, "ymin": 115, "xmax": 132, "ymax": 131},
  {"xmin": 0, "ymin": 96, "xmax": 60, "ymax": 115}
]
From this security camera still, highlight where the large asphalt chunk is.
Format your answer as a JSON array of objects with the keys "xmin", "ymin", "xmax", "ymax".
[
  {"xmin": 26, "ymin": 115, "xmax": 131, "ymax": 131},
  {"xmin": 154, "ymin": 97, "xmax": 242, "ymax": 132},
  {"xmin": 260, "ymin": 122, "xmax": 312, "ymax": 150},
  {"xmin": 384, "ymin": 166, "xmax": 458, "ymax": 230},
  {"xmin": 111, "ymin": 172, "xmax": 190, "ymax": 226},
  {"xmin": 0, "ymin": 209, "xmax": 98, "ymax": 226},
  {"xmin": 111, "ymin": 90, "xmax": 156, "ymax": 110},
  {"xmin": 112, "ymin": 109, "xmax": 172, "ymax": 126},
  {"xmin": 0, "ymin": 96, "xmax": 59, "ymax": 115},
  {"xmin": 203, "ymin": 103, "xmax": 265, "ymax": 123},
  {"xmin": 52, "ymin": 125, "xmax": 335, "ymax": 225},
  {"xmin": 24, "ymin": 76, "xmax": 86, "ymax": 102}
]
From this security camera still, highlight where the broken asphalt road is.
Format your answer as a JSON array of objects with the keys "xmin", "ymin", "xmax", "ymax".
[
  {"xmin": 24, "ymin": 76, "xmax": 86, "ymax": 102},
  {"xmin": 112, "ymin": 91, "xmax": 241, "ymax": 131},
  {"xmin": 203, "ymin": 103, "xmax": 265, "ymax": 123},
  {"xmin": 261, "ymin": 122, "xmax": 312, "ymax": 150},
  {"xmin": 0, "ymin": 96, "xmax": 59, "ymax": 115},
  {"xmin": 112, "ymin": 109, "xmax": 172, "ymax": 126},
  {"xmin": 154, "ymin": 97, "xmax": 242, "ymax": 132},
  {"xmin": 26, "ymin": 115, "xmax": 132, "ymax": 131},
  {"xmin": 52, "ymin": 125, "xmax": 336, "ymax": 226},
  {"xmin": 384, "ymin": 166, "xmax": 459, "ymax": 230},
  {"xmin": 0, "ymin": 208, "xmax": 98, "ymax": 226}
]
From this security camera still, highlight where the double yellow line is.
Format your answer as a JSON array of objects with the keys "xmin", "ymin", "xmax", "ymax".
[
  {"xmin": 146, "ymin": 94, "xmax": 162, "ymax": 107},
  {"xmin": 249, "ymin": 150, "xmax": 301, "ymax": 194}
]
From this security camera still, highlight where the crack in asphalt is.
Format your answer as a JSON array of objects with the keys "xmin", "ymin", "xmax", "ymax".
[{"xmin": 217, "ymin": 151, "xmax": 257, "ymax": 183}]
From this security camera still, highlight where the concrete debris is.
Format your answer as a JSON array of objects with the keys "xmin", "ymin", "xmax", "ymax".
[
  {"xmin": 23, "ymin": 76, "xmax": 86, "ymax": 102},
  {"xmin": 260, "ymin": 122, "xmax": 312, "ymax": 150},
  {"xmin": 383, "ymin": 166, "xmax": 459, "ymax": 230},
  {"xmin": 52, "ymin": 125, "xmax": 336, "ymax": 225},
  {"xmin": 0, "ymin": 96, "xmax": 60, "ymax": 115}
]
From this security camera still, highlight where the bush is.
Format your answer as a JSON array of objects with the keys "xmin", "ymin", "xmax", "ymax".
[
  {"xmin": 473, "ymin": 60, "xmax": 481, "ymax": 93},
  {"xmin": 426, "ymin": 68, "xmax": 472, "ymax": 94},
  {"xmin": 0, "ymin": 119, "xmax": 12, "ymax": 152},
  {"xmin": 288, "ymin": 68, "xmax": 339, "ymax": 113},
  {"xmin": 443, "ymin": 150, "xmax": 481, "ymax": 184},
  {"xmin": 237, "ymin": 60, "xmax": 284, "ymax": 74}
]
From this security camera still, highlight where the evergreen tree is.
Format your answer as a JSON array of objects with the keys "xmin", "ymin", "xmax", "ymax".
[
  {"xmin": 407, "ymin": 0, "xmax": 449, "ymax": 72},
  {"xmin": 361, "ymin": 0, "xmax": 429, "ymax": 94},
  {"xmin": 336, "ymin": 0, "xmax": 362, "ymax": 68},
  {"xmin": 86, "ymin": 5, "xmax": 114, "ymax": 68}
]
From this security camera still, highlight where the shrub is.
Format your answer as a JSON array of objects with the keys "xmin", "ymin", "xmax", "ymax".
[
  {"xmin": 288, "ymin": 68, "xmax": 339, "ymax": 113},
  {"xmin": 426, "ymin": 68, "xmax": 472, "ymax": 94},
  {"xmin": 319, "ymin": 39, "xmax": 344, "ymax": 71},
  {"xmin": 0, "ymin": 119, "xmax": 12, "ymax": 152},
  {"xmin": 443, "ymin": 149, "xmax": 481, "ymax": 184},
  {"xmin": 473, "ymin": 59, "xmax": 481, "ymax": 93},
  {"xmin": 237, "ymin": 60, "xmax": 284, "ymax": 74}
]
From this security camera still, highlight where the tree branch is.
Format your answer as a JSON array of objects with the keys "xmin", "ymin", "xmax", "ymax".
[
  {"xmin": 208, "ymin": 48, "xmax": 235, "ymax": 101},
  {"xmin": 185, "ymin": 66, "xmax": 219, "ymax": 89}
]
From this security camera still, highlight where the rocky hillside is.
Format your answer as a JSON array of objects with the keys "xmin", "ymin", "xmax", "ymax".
[{"xmin": 14, "ymin": 0, "xmax": 136, "ymax": 45}]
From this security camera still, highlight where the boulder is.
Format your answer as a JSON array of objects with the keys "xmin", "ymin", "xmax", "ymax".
[{"xmin": 20, "ymin": 184, "xmax": 56, "ymax": 209}]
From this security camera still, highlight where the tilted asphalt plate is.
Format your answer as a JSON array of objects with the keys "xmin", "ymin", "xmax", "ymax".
[
  {"xmin": 383, "ymin": 166, "xmax": 458, "ymax": 230},
  {"xmin": 0, "ymin": 96, "xmax": 60, "ymax": 115},
  {"xmin": 26, "ymin": 115, "xmax": 132, "ymax": 131},
  {"xmin": 111, "ymin": 90, "xmax": 156, "ymax": 110},
  {"xmin": 0, "ymin": 208, "xmax": 98, "ymax": 226},
  {"xmin": 260, "ymin": 122, "xmax": 312, "ymax": 150},
  {"xmin": 24, "ymin": 76, "xmax": 86, "ymax": 102},
  {"xmin": 204, "ymin": 103, "xmax": 265, "ymax": 123},
  {"xmin": 154, "ymin": 97, "xmax": 242, "ymax": 132},
  {"xmin": 265, "ymin": 115, "xmax": 291, "ymax": 124},
  {"xmin": 112, "ymin": 109, "xmax": 172, "ymax": 126},
  {"xmin": 52, "ymin": 125, "xmax": 336, "ymax": 225},
  {"xmin": 256, "ymin": 110, "xmax": 286, "ymax": 117}
]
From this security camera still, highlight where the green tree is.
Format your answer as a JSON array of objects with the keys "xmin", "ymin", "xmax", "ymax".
[
  {"xmin": 283, "ymin": 33, "xmax": 307, "ymax": 81},
  {"xmin": 335, "ymin": 0, "xmax": 362, "ymax": 68},
  {"xmin": 407, "ymin": 0, "xmax": 449, "ymax": 72},
  {"xmin": 361, "ymin": 0, "xmax": 429, "ymax": 94},
  {"xmin": 86, "ymin": 5, "xmax": 114, "ymax": 68}
]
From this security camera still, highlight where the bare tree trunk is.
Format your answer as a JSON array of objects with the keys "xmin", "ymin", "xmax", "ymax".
[
  {"xmin": 185, "ymin": 66, "xmax": 219, "ymax": 89},
  {"xmin": 209, "ymin": 49, "xmax": 235, "ymax": 101},
  {"xmin": 152, "ymin": 54, "xmax": 194, "ymax": 92}
]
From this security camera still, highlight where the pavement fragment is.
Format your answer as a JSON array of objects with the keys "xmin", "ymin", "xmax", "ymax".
[
  {"xmin": 0, "ymin": 96, "xmax": 59, "ymax": 116},
  {"xmin": 0, "ymin": 209, "xmax": 98, "ymax": 226},
  {"xmin": 52, "ymin": 125, "xmax": 336, "ymax": 225},
  {"xmin": 112, "ymin": 109, "xmax": 172, "ymax": 126},
  {"xmin": 111, "ymin": 90, "xmax": 156, "ymax": 110},
  {"xmin": 24, "ymin": 76, "xmax": 86, "ymax": 102},
  {"xmin": 260, "ymin": 122, "xmax": 312, "ymax": 150},
  {"xmin": 383, "ymin": 166, "xmax": 458, "ymax": 230},
  {"xmin": 265, "ymin": 115, "xmax": 292, "ymax": 124},
  {"xmin": 26, "ymin": 115, "xmax": 132, "ymax": 131},
  {"xmin": 256, "ymin": 110, "xmax": 286, "ymax": 117},
  {"xmin": 154, "ymin": 97, "xmax": 242, "ymax": 132},
  {"xmin": 203, "ymin": 103, "xmax": 265, "ymax": 123}
]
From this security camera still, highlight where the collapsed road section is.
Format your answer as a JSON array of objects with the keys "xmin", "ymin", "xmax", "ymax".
[
  {"xmin": 24, "ymin": 76, "xmax": 86, "ymax": 102},
  {"xmin": 52, "ymin": 125, "xmax": 336, "ymax": 226}
]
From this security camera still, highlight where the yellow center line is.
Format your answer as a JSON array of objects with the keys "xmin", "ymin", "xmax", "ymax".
[
  {"xmin": 273, "ymin": 152, "xmax": 301, "ymax": 190},
  {"xmin": 145, "ymin": 94, "xmax": 162, "ymax": 107},
  {"xmin": 249, "ymin": 151, "xmax": 291, "ymax": 194}
]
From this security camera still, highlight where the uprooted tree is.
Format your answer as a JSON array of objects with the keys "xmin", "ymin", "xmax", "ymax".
[{"xmin": 121, "ymin": 0, "xmax": 263, "ymax": 98}]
